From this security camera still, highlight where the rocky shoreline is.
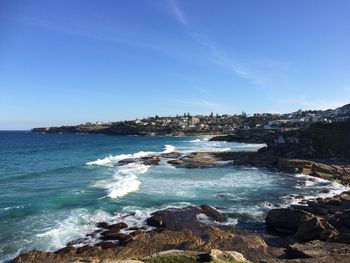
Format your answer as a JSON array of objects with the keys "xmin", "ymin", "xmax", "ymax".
[
  {"xmin": 11, "ymin": 124, "xmax": 350, "ymax": 262},
  {"xmin": 11, "ymin": 147, "xmax": 350, "ymax": 262}
]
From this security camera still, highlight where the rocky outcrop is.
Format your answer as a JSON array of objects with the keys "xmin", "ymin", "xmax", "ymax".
[
  {"xmin": 117, "ymin": 156, "xmax": 162, "ymax": 166},
  {"xmin": 266, "ymin": 208, "xmax": 339, "ymax": 241},
  {"xmin": 166, "ymin": 151, "xmax": 350, "ymax": 186},
  {"xmin": 211, "ymin": 122, "xmax": 350, "ymax": 161},
  {"xmin": 11, "ymin": 206, "xmax": 276, "ymax": 263},
  {"xmin": 265, "ymin": 240, "xmax": 350, "ymax": 263},
  {"xmin": 277, "ymin": 159, "xmax": 350, "ymax": 184},
  {"xmin": 146, "ymin": 205, "xmax": 224, "ymax": 232},
  {"xmin": 266, "ymin": 191, "xmax": 350, "ymax": 243},
  {"xmin": 210, "ymin": 128, "xmax": 278, "ymax": 145}
]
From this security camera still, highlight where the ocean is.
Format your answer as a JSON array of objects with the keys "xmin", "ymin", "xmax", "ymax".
[{"xmin": 0, "ymin": 131, "xmax": 345, "ymax": 262}]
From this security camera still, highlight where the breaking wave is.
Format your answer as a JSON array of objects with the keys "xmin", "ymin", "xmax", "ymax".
[
  {"xmin": 86, "ymin": 144, "xmax": 175, "ymax": 166},
  {"xmin": 92, "ymin": 163, "xmax": 148, "ymax": 198}
]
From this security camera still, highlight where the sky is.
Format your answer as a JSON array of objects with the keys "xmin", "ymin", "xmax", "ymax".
[{"xmin": 0, "ymin": 0, "xmax": 350, "ymax": 129}]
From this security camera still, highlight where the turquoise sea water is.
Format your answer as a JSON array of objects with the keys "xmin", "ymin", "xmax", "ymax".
[{"xmin": 0, "ymin": 131, "xmax": 346, "ymax": 262}]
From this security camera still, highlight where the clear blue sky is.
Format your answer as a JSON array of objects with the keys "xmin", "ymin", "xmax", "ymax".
[{"xmin": 0, "ymin": 0, "xmax": 349, "ymax": 129}]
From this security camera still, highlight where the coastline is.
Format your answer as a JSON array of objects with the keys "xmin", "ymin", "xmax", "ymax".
[{"xmin": 10, "ymin": 137, "xmax": 350, "ymax": 262}]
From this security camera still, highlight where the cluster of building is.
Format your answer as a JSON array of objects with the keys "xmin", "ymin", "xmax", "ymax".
[
  {"xmin": 84, "ymin": 104, "xmax": 350, "ymax": 133},
  {"xmin": 115, "ymin": 113, "xmax": 240, "ymax": 133},
  {"xmin": 265, "ymin": 104, "xmax": 350, "ymax": 128}
]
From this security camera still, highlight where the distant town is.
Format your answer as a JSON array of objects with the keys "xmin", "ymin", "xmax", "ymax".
[{"xmin": 32, "ymin": 103, "xmax": 350, "ymax": 136}]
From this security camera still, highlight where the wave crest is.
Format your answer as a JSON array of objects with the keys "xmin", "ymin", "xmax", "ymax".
[
  {"xmin": 86, "ymin": 144, "xmax": 176, "ymax": 166},
  {"xmin": 92, "ymin": 163, "xmax": 148, "ymax": 198}
]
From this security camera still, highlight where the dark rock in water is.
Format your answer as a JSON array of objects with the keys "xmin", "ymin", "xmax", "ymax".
[
  {"xmin": 96, "ymin": 222, "xmax": 109, "ymax": 229},
  {"xmin": 106, "ymin": 222, "xmax": 128, "ymax": 231},
  {"xmin": 145, "ymin": 205, "xmax": 225, "ymax": 235},
  {"xmin": 66, "ymin": 238, "xmax": 87, "ymax": 247},
  {"xmin": 116, "ymin": 158, "xmax": 137, "ymax": 165},
  {"xmin": 100, "ymin": 231, "xmax": 130, "ymax": 241},
  {"xmin": 200, "ymin": 205, "xmax": 224, "ymax": 222},
  {"xmin": 146, "ymin": 215, "xmax": 164, "ymax": 228},
  {"xmin": 320, "ymin": 189, "xmax": 331, "ymax": 194},
  {"xmin": 140, "ymin": 156, "xmax": 161, "ymax": 166},
  {"xmin": 116, "ymin": 156, "xmax": 161, "ymax": 166},
  {"xmin": 160, "ymin": 152, "xmax": 182, "ymax": 158}
]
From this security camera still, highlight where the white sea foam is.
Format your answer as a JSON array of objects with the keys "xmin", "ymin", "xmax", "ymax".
[
  {"xmin": 35, "ymin": 209, "xmax": 112, "ymax": 251},
  {"xmin": 86, "ymin": 151, "xmax": 154, "ymax": 166},
  {"xmin": 281, "ymin": 173, "xmax": 348, "ymax": 206},
  {"xmin": 0, "ymin": 205, "xmax": 24, "ymax": 212},
  {"xmin": 87, "ymin": 145, "xmax": 176, "ymax": 198},
  {"xmin": 86, "ymin": 144, "xmax": 176, "ymax": 166},
  {"xmin": 163, "ymin": 144, "xmax": 175, "ymax": 153},
  {"xmin": 190, "ymin": 139, "xmax": 202, "ymax": 142},
  {"xmin": 92, "ymin": 163, "xmax": 148, "ymax": 198}
]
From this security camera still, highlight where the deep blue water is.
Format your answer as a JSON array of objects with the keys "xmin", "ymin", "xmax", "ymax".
[{"xmin": 0, "ymin": 131, "xmax": 345, "ymax": 261}]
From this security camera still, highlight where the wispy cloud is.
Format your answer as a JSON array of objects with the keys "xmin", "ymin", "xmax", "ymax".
[
  {"xmin": 168, "ymin": 0, "xmax": 187, "ymax": 25},
  {"xmin": 165, "ymin": 1, "xmax": 290, "ymax": 87}
]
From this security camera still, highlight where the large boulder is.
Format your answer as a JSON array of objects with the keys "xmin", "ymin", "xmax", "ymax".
[
  {"xmin": 295, "ymin": 217, "xmax": 338, "ymax": 241},
  {"xmin": 266, "ymin": 209, "xmax": 314, "ymax": 233},
  {"xmin": 146, "ymin": 205, "xmax": 224, "ymax": 234},
  {"xmin": 266, "ymin": 208, "xmax": 339, "ymax": 241}
]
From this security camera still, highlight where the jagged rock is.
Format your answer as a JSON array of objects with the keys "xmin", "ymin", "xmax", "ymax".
[
  {"xmin": 295, "ymin": 217, "xmax": 338, "ymax": 241},
  {"xmin": 266, "ymin": 209, "xmax": 315, "ymax": 233},
  {"xmin": 106, "ymin": 222, "xmax": 128, "ymax": 231},
  {"xmin": 199, "ymin": 205, "xmax": 224, "ymax": 222},
  {"xmin": 117, "ymin": 156, "xmax": 160, "ymax": 166},
  {"xmin": 96, "ymin": 222, "xmax": 109, "ymax": 229},
  {"xmin": 145, "ymin": 205, "xmax": 224, "ymax": 233}
]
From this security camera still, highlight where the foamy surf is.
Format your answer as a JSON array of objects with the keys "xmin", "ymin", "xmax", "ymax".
[
  {"xmin": 87, "ymin": 146, "xmax": 176, "ymax": 199},
  {"xmin": 163, "ymin": 144, "xmax": 175, "ymax": 153},
  {"xmin": 86, "ymin": 144, "xmax": 176, "ymax": 166},
  {"xmin": 92, "ymin": 163, "xmax": 148, "ymax": 198},
  {"xmin": 280, "ymin": 173, "xmax": 347, "ymax": 206},
  {"xmin": 86, "ymin": 151, "xmax": 155, "ymax": 166},
  {"xmin": 34, "ymin": 209, "xmax": 112, "ymax": 251}
]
